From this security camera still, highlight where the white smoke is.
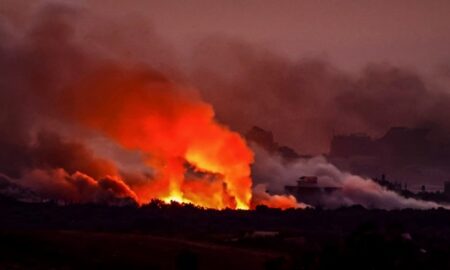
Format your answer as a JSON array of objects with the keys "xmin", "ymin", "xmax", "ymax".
[{"xmin": 251, "ymin": 144, "xmax": 447, "ymax": 210}]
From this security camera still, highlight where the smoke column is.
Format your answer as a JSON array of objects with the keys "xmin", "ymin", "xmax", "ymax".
[{"xmin": 0, "ymin": 4, "xmax": 300, "ymax": 209}]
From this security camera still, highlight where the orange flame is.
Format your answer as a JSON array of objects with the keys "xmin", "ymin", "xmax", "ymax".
[
  {"xmin": 61, "ymin": 67, "xmax": 299, "ymax": 209},
  {"xmin": 67, "ymin": 68, "xmax": 253, "ymax": 209}
]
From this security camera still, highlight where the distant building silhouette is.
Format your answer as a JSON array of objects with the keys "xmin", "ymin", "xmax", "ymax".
[
  {"xmin": 246, "ymin": 126, "xmax": 311, "ymax": 160},
  {"xmin": 373, "ymin": 174, "xmax": 403, "ymax": 193},
  {"xmin": 444, "ymin": 181, "xmax": 450, "ymax": 196},
  {"xmin": 330, "ymin": 133, "xmax": 375, "ymax": 157},
  {"xmin": 328, "ymin": 126, "xmax": 450, "ymax": 189},
  {"xmin": 330, "ymin": 126, "xmax": 430, "ymax": 159},
  {"xmin": 285, "ymin": 176, "xmax": 340, "ymax": 207}
]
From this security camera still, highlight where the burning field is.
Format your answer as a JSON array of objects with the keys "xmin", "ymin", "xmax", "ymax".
[
  {"xmin": 51, "ymin": 67, "xmax": 258, "ymax": 209},
  {"xmin": 0, "ymin": 3, "xmax": 447, "ymax": 211},
  {"xmin": 1, "ymin": 50, "xmax": 300, "ymax": 209},
  {"xmin": 0, "ymin": 5, "xmax": 301, "ymax": 210}
]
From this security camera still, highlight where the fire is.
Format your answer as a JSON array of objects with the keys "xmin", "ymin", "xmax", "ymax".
[
  {"xmin": 57, "ymin": 67, "xmax": 299, "ymax": 209},
  {"xmin": 162, "ymin": 192, "xmax": 191, "ymax": 205},
  {"xmin": 66, "ymin": 68, "xmax": 254, "ymax": 209}
]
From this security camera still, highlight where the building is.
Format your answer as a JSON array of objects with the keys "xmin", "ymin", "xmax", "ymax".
[
  {"xmin": 285, "ymin": 176, "xmax": 341, "ymax": 207},
  {"xmin": 444, "ymin": 181, "xmax": 450, "ymax": 197}
]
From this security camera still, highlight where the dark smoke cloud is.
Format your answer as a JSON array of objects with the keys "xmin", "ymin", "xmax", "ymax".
[
  {"xmin": 0, "ymin": 3, "xmax": 234, "ymax": 206},
  {"xmin": 0, "ymin": 3, "xmax": 154, "ymax": 204},
  {"xmin": 1, "ymin": 2, "xmax": 450, "ymax": 207},
  {"xmin": 31, "ymin": 131, "xmax": 118, "ymax": 179},
  {"xmin": 0, "ymin": 4, "xmax": 107, "ymax": 178},
  {"xmin": 190, "ymin": 39, "xmax": 450, "ymax": 154}
]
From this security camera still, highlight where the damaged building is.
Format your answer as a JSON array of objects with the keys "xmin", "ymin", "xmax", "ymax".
[{"xmin": 285, "ymin": 176, "xmax": 341, "ymax": 207}]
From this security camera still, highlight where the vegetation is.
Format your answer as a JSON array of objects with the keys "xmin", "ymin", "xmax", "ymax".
[{"xmin": 1, "ymin": 198, "xmax": 450, "ymax": 269}]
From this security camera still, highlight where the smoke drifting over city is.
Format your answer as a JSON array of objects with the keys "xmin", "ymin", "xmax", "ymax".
[{"xmin": 1, "ymin": 1, "xmax": 450, "ymax": 209}]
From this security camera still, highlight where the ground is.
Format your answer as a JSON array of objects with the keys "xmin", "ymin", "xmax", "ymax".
[{"xmin": 1, "ymin": 199, "xmax": 450, "ymax": 269}]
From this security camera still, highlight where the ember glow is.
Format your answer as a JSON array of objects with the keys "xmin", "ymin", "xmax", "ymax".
[{"xmin": 56, "ymin": 68, "xmax": 295, "ymax": 209}]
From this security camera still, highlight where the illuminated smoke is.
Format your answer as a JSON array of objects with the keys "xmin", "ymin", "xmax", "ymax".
[
  {"xmin": 59, "ymin": 68, "xmax": 254, "ymax": 209},
  {"xmin": 251, "ymin": 184, "xmax": 306, "ymax": 210},
  {"xmin": 0, "ymin": 3, "xmax": 442, "ymax": 210},
  {"xmin": 0, "ymin": 4, "xmax": 298, "ymax": 209},
  {"xmin": 19, "ymin": 169, "xmax": 137, "ymax": 205}
]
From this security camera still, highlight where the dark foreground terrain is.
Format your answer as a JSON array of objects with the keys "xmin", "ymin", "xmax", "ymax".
[{"xmin": 1, "ymin": 197, "xmax": 450, "ymax": 270}]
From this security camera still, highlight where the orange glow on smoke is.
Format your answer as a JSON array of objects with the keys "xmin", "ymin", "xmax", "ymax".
[
  {"xmin": 63, "ymin": 67, "xmax": 299, "ymax": 209},
  {"xmin": 68, "ymin": 68, "xmax": 253, "ymax": 209}
]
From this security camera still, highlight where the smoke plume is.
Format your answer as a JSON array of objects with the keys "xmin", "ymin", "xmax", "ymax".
[
  {"xmin": 191, "ymin": 39, "xmax": 450, "ymax": 155},
  {"xmin": 0, "ymin": 3, "xmax": 299, "ymax": 209},
  {"xmin": 251, "ymin": 144, "xmax": 445, "ymax": 210},
  {"xmin": 1, "ymin": 2, "xmax": 448, "ymax": 210}
]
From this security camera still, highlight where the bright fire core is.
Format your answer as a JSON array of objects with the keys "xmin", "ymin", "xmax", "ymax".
[{"xmin": 72, "ymin": 69, "xmax": 254, "ymax": 209}]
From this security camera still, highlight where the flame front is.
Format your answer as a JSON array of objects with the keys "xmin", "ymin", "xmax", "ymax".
[{"xmin": 68, "ymin": 68, "xmax": 254, "ymax": 209}]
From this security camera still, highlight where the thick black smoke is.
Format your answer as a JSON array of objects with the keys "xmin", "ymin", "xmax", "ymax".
[
  {"xmin": 189, "ymin": 39, "xmax": 450, "ymax": 187},
  {"xmin": 190, "ymin": 39, "xmax": 450, "ymax": 154}
]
